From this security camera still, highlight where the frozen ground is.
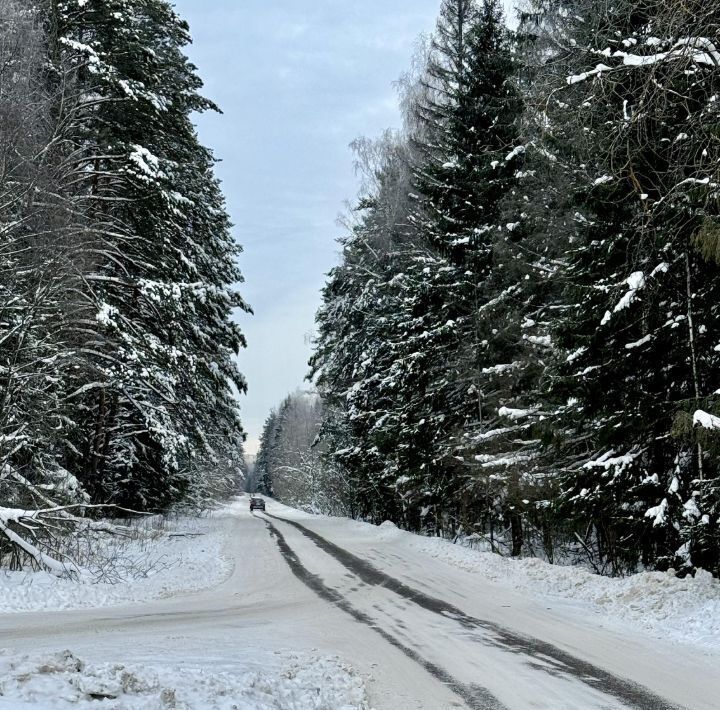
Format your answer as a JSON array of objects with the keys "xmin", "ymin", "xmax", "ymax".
[{"xmin": 1, "ymin": 496, "xmax": 719, "ymax": 709}]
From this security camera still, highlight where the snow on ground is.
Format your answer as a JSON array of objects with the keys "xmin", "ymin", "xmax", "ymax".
[
  {"xmin": 263, "ymin": 498, "xmax": 720, "ymax": 653},
  {"xmin": 0, "ymin": 500, "xmax": 376, "ymax": 710},
  {"xmin": 407, "ymin": 527, "xmax": 720, "ymax": 651},
  {"xmin": 0, "ymin": 649, "xmax": 370, "ymax": 710},
  {"xmin": 1, "ymin": 495, "xmax": 718, "ymax": 709},
  {"xmin": 0, "ymin": 515, "xmax": 232, "ymax": 614}
]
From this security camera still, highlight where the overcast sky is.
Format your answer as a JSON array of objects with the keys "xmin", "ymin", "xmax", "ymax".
[{"xmin": 172, "ymin": 1, "xmax": 517, "ymax": 454}]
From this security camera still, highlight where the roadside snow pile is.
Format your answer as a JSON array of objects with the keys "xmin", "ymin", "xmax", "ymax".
[
  {"xmin": 0, "ymin": 516, "xmax": 231, "ymax": 614},
  {"xmin": 411, "ymin": 533, "xmax": 720, "ymax": 650},
  {"xmin": 377, "ymin": 520, "xmax": 399, "ymax": 539},
  {"xmin": 0, "ymin": 649, "xmax": 371, "ymax": 710}
]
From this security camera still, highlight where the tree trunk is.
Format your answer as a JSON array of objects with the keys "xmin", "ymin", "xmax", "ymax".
[
  {"xmin": 510, "ymin": 510, "xmax": 523, "ymax": 557},
  {"xmin": 685, "ymin": 251, "xmax": 704, "ymax": 481},
  {"xmin": 543, "ymin": 520, "xmax": 554, "ymax": 564}
]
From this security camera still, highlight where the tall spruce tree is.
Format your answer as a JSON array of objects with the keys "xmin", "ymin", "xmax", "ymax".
[
  {"xmin": 539, "ymin": 0, "xmax": 720, "ymax": 573},
  {"xmin": 312, "ymin": 1, "xmax": 537, "ymax": 542},
  {"xmin": 405, "ymin": 0, "xmax": 541, "ymax": 548},
  {"xmin": 1, "ymin": 0, "xmax": 250, "ymax": 567},
  {"xmin": 47, "ymin": 0, "xmax": 249, "ymax": 510}
]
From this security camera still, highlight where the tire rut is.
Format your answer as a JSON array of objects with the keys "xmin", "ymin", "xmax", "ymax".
[
  {"xmin": 260, "ymin": 516, "xmax": 506, "ymax": 710},
  {"xmin": 264, "ymin": 513, "xmax": 685, "ymax": 710}
]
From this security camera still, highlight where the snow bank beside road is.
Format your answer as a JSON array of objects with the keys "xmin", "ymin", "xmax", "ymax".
[
  {"xmin": 411, "ymin": 532, "xmax": 720, "ymax": 651},
  {"xmin": 0, "ymin": 516, "xmax": 231, "ymax": 614},
  {"xmin": 0, "ymin": 649, "xmax": 371, "ymax": 710}
]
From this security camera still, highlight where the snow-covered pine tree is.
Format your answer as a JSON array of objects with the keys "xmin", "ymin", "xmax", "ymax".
[
  {"xmin": 0, "ymin": 0, "xmax": 77, "ymax": 508},
  {"xmin": 255, "ymin": 410, "xmax": 279, "ymax": 498},
  {"xmin": 0, "ymin": 1, "xmax": 137, "ymax": 569},
  {"xmin": 312, "ymin": 1, "xmax": 543, "ymax": 543},
  {"xmin": 539, "ymin": 0, "xmax": 720, "ymax": 574},
  {"xmin": 45, "ymin": 0, "xmax": 249, "ymax": 510},
  {"xmin": 402, "ymin": 0, "xmax": 547, "ymax": 550},
  {"xmin": 412, "ymin": 0, "xmax": 517, "ymax": 260},
  {"xmin": 311, "ymin": 134, "xmax": 423, "ymax": 524}
]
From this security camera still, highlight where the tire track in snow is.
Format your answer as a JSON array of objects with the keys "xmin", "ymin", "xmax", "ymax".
[
  {"xmin": 261, "ymin": 516, "xmax": 505, "ymax": 710},
  {"xmin": 265, "ymin": 513, "xmax": 684, "ymax": 710}
]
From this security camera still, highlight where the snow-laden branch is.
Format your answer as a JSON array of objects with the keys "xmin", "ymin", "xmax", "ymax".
[
  {"xmin": 567, "ymin": 37, "xmax": 720, "ymax": 86},
  {"xmin": 0, "ymin": 516, "xmax": 78, "ymax": 575},
  {"xmin": 693, "ymin": 410, "xmax": 720, "ymax": 431},
  {"xmin": 0, "ymin": 462, "xmax": 149, "ymax": 574}
]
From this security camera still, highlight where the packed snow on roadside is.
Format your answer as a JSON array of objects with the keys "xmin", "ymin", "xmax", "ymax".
[
  {"xmin": 373, "ymin": 519, "xmax": 720, "ymax": 652},
  {"xmin": 0, "ymin": 649, "xmax": 371, "ymax": 710},
  {"xmin": 0, "ymin": 515, "xmax": 232, "ymax": 614}
]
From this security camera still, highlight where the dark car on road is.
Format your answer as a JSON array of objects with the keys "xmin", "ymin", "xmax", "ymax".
[{"xmin": 249, "ymin": 497, "xmax": 266, "ymax": 512}]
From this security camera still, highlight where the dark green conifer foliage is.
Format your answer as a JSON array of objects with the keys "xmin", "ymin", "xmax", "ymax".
[
  {"xmin": 312, "ymin": 1, "xmax": 534, "ymax": 539},
  {"xmin": 406, "ymin": 0, "xmax": 540, "ymax": 545},
  {"xmin": 307, "ymin": 0, "xmax": 720, "ymax": 574},
  {"xmin": 50, "ymin": 0, "xmax": 248, "ymax": 509},
  {"xmin": 542, "ymin": 0, "xmax": 720, "ymax": 573},
  {"xmin": 414, "ymin": 0, "xmax": 522, "ymax": 265}
]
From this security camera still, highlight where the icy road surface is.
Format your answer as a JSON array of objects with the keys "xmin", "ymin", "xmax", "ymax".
[{"xmin": 1, "ymin": 497, "xmax": 719, "ymax": 710}]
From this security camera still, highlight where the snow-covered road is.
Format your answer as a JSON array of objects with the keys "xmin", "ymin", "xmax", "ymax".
[{"xmin": 2, "ymin": 498, "xmax": 718, "ymax": 709}]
